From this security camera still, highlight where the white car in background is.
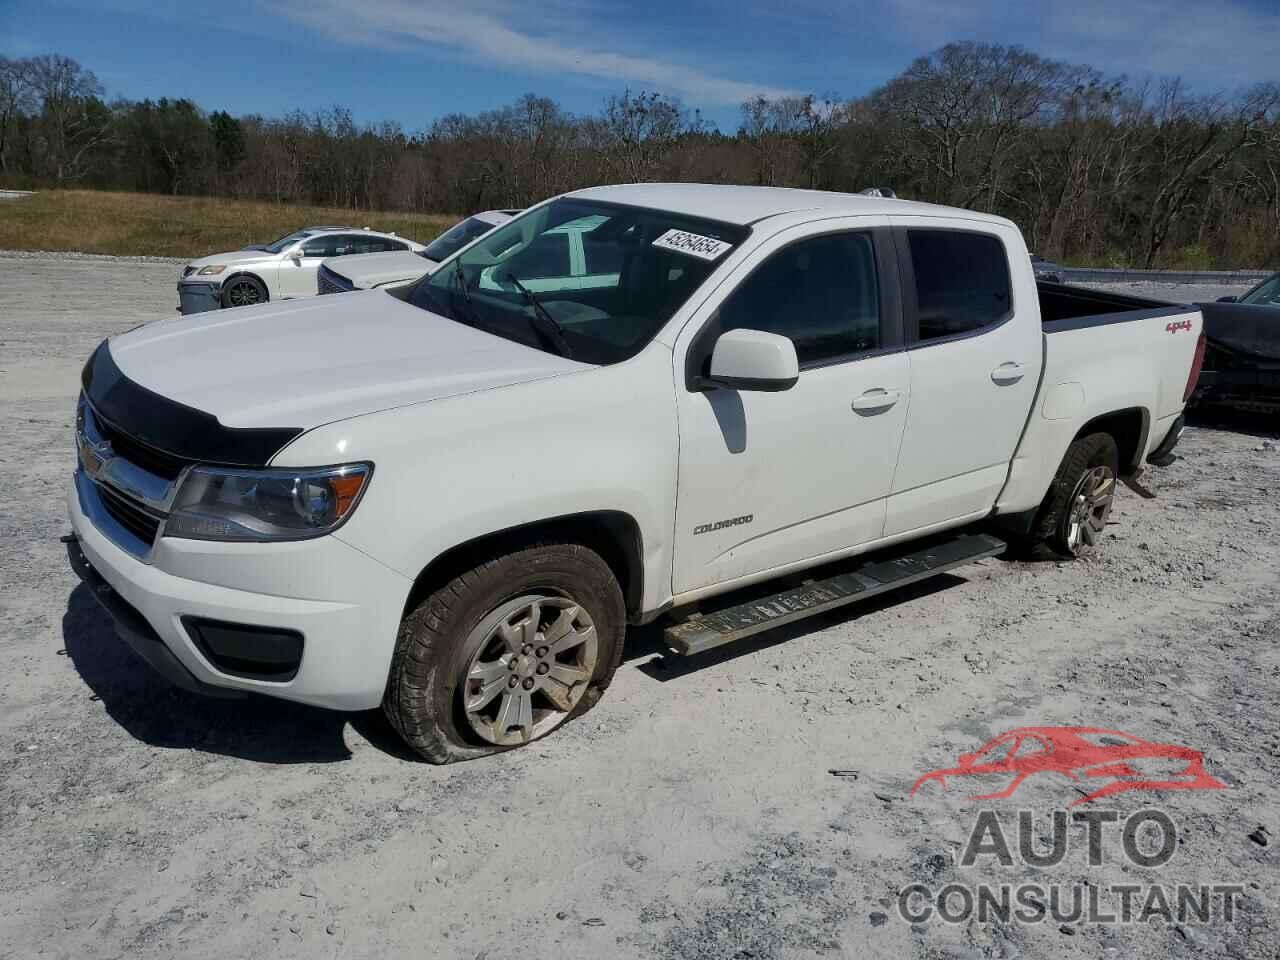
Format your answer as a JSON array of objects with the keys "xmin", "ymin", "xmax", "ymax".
[
  {"xmin": 318, "ymin": 209, "xmax": 519, "ymax": 294},
  {"xmin": 178, "ymin": 226, "xmax": 426, "ymax": 314},
  {"xmin": 320, "ymin": 210, "xmax": 618, "ymax": 297}
]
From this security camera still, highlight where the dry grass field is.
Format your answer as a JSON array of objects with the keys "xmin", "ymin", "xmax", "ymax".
[{"xmin": 0, "ymin": 190, "xmax": 456, "ymax": 258}]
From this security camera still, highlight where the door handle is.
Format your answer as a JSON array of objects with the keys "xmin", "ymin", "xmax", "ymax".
[
  {"xmin": 851, "ymin": 388, "xmax": 901, "ymax": 413},
  {"xmin": 991, "ymin": 362, "xmax": 1026, "ymax": 385}
]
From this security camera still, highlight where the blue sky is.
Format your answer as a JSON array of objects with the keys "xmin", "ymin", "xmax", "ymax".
[{"xmin": 3, "ymin": 0, "xmax": 1277, "ymax": 131}]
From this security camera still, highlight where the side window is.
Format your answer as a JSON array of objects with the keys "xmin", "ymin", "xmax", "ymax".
[
  {"xmin": 353, "ymin": 236, "xmax": 407, "ymax": 254},
  {"xmin": 506, "ymin": 233, "xmax": 571, "ymax": 279},
  {"xmin": 336, "ymin": 234, "xmax": 378, "ymax": 256},
  {"xmin": 907, "ymin": 230, "xmax": 1011, "ymax": 342},
  {"xmin": 302, "ymin": 235, "xmax": 343, "ymax": 258},
  {"xmin": 717, "ymin": 232, "xmax": 881, "ymax": 365}
]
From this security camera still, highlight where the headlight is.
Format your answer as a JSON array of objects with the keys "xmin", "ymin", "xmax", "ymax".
[
  {"xmin": 165, "ymin": 463, "xmax": 372, "ymax": 542},
  {"xmin": 197, "ymin": 265, "xmax": 227, "ymax": 276}
]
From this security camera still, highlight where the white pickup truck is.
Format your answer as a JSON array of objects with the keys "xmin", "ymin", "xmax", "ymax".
[{"xmin": 68, "ymin": 184, "xmax": 1205, "ymax": 763}]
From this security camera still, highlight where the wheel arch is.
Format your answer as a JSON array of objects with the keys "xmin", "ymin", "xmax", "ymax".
[
  {"xmin": 403, "ymin": 510, "xmax": 646, "ymax": 624},
  {"xmin": 220, "ymin": 271, "xmax": 270, "ymax": 306},
  {"xmin": 1073, "ymin": 406, "xmax": 1149, "ymax": 476}
]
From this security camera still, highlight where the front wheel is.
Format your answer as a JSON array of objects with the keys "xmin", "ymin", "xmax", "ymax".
[
  {"xmin": 1030, "ymin": 433, "xmax": 1120, "ymax": 559},
  {"xmin": 383, "ymin": 543, "xmax": 625, "ymax": 763},
  {"xmin": 222, "ymin": 275, "xmax": 267, "ymax": 308}
]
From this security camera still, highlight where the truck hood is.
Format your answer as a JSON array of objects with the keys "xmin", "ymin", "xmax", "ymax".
[
  {"xmin": 107, "ymin": 291, "xmax": 585, "ymax": 429},
  {"xmin": 324, "ymin": 251, "xmax": 437, "ymax": 289}
]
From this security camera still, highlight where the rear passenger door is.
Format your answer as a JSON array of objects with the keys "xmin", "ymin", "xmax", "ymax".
[{"xmin": 883, "ymin": 218, "xmax": 1042, "ymax": 537}]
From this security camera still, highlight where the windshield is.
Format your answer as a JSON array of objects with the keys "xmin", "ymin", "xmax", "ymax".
[
  {"xmin": 408, "ymin": 199, "xmax": 748, "ymax": 364},
  {"xmin": 422, "ymin": 216, "xmax": 502, "ymax": 262},
  {"xmin": 1241, "ymin": 274, "xmax": 1280, "ymax": 306},
  {"xmin": 262, "ymin": 230, "xmax": 312, "ymax": 254}
]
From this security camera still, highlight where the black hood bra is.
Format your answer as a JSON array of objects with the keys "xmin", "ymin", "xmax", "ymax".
[{"xmin": 81, "ymin": 339, "xmax": 303, "ymax": 468}]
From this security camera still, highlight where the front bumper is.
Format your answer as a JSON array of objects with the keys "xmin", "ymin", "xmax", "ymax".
[
  {"xmin": 67, "ymin": 473, "xmax": 413, "ymax": 710},
  {"xmin": 177, "ymin": 281, "xmax": 222, "ymax": 315}
]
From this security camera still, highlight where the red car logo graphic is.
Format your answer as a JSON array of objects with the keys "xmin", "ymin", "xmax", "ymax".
[{"xmin": 911, "ymin": 726, "xmax": 1225, "ymax": 806}]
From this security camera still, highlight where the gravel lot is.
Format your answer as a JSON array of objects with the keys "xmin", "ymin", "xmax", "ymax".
[{"xmin": 1, "ymin": 252, "xmax": 1276, "ymax": 959}]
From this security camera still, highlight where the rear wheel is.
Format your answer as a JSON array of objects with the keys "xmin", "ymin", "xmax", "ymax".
[
  {"xmin": 222, "ymin": 275, "xmax": 267, "ymax": 308},
  {"xmin": 383, "ymin": 543, "xmax": 625, "ymax": 763},
  {"xmin": 1030, "ymin": 433, "xmax": 1120, "ymax": 559}
]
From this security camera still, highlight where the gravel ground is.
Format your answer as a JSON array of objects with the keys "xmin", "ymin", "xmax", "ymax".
[{"xmin": 1, "ymin": 253, "xmax": 1276, "ymax": 960}]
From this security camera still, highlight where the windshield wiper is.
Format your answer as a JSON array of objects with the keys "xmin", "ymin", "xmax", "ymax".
[{"xmin": 503, "ymin": 273, "xmax": 575, "ymax": 360}]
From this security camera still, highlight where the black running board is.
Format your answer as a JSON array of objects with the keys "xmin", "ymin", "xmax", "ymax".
[{"xmin": 663, "ymin": 532, "xmax": 1006, "ymax": 656}]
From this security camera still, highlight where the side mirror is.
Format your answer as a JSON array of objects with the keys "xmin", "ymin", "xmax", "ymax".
[
  {"xmin": 1217, "ymin": 295, "xmax": 1237, "ymax": 303},
  {"xmin": 703, "ymin": 329, "xmax": 799, "ymax": 392},
  {"xmin": 290, "ymin": 252, "xmax": 303, "ymax": 266}
]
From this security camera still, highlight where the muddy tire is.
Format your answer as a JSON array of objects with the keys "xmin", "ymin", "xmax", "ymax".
[
  {"xmin": 383, "ymin": 543, "xmax": 625, "ymax": 763},
  {"xmin": 1029, "ymin": 433, "xmax": 1120, "ymax": 559}
]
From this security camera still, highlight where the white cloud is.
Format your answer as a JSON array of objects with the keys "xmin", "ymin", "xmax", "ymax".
[
  {"xmin": 805, "ymin": 0, "xmax": 1278, "ymax": 97},
  {"xmin": 274, "ymin": 0, "xmax": 800, "ymax": 105},
  {"xmin": 1045, "ymin": 0, "xmax": 1280, "ymax": 93}
]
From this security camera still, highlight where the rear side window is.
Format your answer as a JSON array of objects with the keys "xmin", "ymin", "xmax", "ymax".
[
  {"xmin": 717, "ymin": 231, "xmax": 881, "ymax": 365},
  {"xmin": 907, "ymin": 230, "xmax": 1011, "ymax": 342}
]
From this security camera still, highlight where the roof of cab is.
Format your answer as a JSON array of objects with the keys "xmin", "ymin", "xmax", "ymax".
[{"xmin": 564, "ymin": 182, "xmax": 1012, "ymax": 228}]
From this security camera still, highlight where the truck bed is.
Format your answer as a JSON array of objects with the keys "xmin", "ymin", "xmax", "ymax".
[
  {"xmin": 994, "ymin": 282, "xmax": 1202, "ymax": 515},
  {"xmin": 1037, "ymin": 281, "xmax": 1183, "ymax": 331}
]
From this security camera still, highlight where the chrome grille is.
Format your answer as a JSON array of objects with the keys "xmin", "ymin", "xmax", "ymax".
[
  {"xmin": 98, "ymin": 483, "xmax": 162, "ymax": 545},
  {"xmin": 76, "ymin": 397, "xmax": 185, "ymax": 558},
  {"xmin": 95, "ymin": 416, "xmax": 187, "ymax": 480}
]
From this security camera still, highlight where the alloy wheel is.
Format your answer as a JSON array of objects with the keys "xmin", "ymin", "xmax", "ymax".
[
  {"xmin": 1065, "ymin": 465, "xmax": 1116, "ymax": 554},
  {"xmin": 226, "ymin": 279, "xmax": 262, "ymax": 307},
  {"xmin": 461, "ymin": 595, "xmax": 598, "ymax": 746}
]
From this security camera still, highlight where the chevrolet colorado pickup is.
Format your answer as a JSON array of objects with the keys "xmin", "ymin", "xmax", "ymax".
[{"xmin": 68, "ymin": 184, "xmax": 1205, "ymax": 762}]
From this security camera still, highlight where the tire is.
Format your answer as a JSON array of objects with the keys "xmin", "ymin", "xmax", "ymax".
[
  {"xmin": 383, "ymin": 543, "xmax": 625, "ymax": 763},
  {"xmin": 221, "ymin": 274, "xmax": 267, "ymax": 308},
  {"xmin": 1028, "ymin": 433, "xmax": 1120, "ymax": 559}
]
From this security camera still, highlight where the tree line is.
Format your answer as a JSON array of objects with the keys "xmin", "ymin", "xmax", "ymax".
[{"xmin": 2, "ymin": 47, "xmax": 1279, "ymax": 267}]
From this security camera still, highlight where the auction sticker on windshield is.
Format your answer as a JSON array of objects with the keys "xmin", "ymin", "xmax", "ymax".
[{"xmin": 652, "ymin": 229, "xmax": 733, "ymax": 261}]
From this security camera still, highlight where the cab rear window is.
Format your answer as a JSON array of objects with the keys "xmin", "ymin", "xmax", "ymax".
[{"xmin": 908, "ymin": 230, "xmax": 1011, "ymax": 342}]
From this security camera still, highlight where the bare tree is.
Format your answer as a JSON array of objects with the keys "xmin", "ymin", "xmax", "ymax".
[
  {"xmin": 26, "ymin": 53, "xmax": 110, "ymax": 184},
  {"xmin": 3, "ymin": 48, "xmax": 1279, "ymax": 269},
  {"xmin": 0, "ymin": 57, "xmax": 36, "ymax": 174}
]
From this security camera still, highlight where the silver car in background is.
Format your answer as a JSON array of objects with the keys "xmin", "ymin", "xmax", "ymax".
[{"xmin": 318, "ymin": 209, "xmax": 520, "ymax": 294}]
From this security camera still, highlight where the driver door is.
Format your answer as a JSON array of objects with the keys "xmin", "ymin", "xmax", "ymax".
[
  {"xmin": 278, "ymin": 234, "xmax": 346, "ymax": 298},
  {"xmin": 671, "ymin": 223, "xmax": 910, "ymax": 597}
]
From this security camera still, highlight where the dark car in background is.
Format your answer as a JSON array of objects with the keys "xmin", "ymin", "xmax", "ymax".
[
  {"xmin": 1030, "ymin": 254, "xmax": 1064, "ymax": 284},
  {"xmin": 1194, "ymin": 271, "xmax": 1280, "ymax": 415}
]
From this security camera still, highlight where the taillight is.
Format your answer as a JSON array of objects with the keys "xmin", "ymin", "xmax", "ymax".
[{"xmin": 1184, "ymin": 331, "xmax": 1206, "ymax": 402}]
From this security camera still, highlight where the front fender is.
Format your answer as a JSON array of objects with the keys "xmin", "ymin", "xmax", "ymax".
[{"xmin": 272, "ymin": 345, "xmax": 680, "ymax": 615}]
